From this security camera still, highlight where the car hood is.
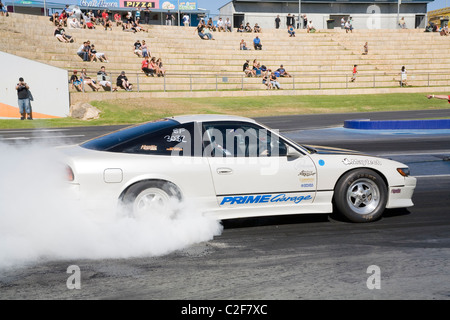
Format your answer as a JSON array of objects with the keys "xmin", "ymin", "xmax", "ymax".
[{"xmin": 302, "ymin": 145, "xmax": 366, "ymax": 156}]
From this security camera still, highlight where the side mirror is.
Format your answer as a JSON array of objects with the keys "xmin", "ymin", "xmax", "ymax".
[{"xmin": 287, "ymin": 146, "xmax": 302, "ymax": 158}]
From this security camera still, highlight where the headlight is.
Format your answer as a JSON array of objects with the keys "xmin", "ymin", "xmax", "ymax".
[
  {"xmin": 66, "ymin": 165, "xmax": 75, "ymax": 181},
  {"xmin": 397, "ymin": 167, "xmax": 410, "ymax": 177}
]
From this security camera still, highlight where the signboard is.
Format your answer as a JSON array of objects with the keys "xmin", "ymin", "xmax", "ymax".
[
  {"xmin": 179, "ymin": 1, "xmax": 196, "ymax": 10},
  {"xmin": 78, "ymin": 0, "xmax": 196, "ymax": 9},
  {"xmin": 120, "ymin": 1, "xmax": 159, "ymax": 8},
  {"xmin": 79, "ymin": 0, "xmax": 120, "ymax": 8}
]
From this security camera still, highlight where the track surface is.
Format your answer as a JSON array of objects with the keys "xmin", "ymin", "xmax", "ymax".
[{"xmin": 0, "ymin": 109, "xmax": 449, "ymax": 301}]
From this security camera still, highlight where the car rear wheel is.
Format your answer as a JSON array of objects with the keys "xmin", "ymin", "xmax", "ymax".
[
  {"xmin": 333, "ymin": 169, "xmax": 387, "ymax": 223},
  {"xmin": 121, "ymin": 181, "xmax": 182, "ymax": 218}
]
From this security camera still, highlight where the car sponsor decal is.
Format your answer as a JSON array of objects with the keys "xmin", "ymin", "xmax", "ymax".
[
  {"xmin": 342, "ymin": 158, "xmax": 382, "ymax": 166},
  {"xmin": 298, "ymin": 170, "xmax": 316, "ymax": 177},
  {"xmin": 219, "ymin": 193, "xmax": 313, "ymax": 206},
  {"xmin": 318, "ymin": 160, "xmax": 325, "ymax": 166},
  {"xmin": 140, "ymin": 145, "xmax": 157, "ymax": 151}
]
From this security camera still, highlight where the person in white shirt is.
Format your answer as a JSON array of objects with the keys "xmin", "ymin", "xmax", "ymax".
[
  {"xmin": 217, "ymin": 18, "xmax": 224, "ymax": 32},
  {"xmin": 69, "ymin": 18, "xmax": 81, "ymax": 29},
  {"xmin": 183, "ymin": 14, "xmax": 190, "ymax": 27},
  {"xmin": 307, "ymin": 20, "xmax": 316, "ymax": 33}
]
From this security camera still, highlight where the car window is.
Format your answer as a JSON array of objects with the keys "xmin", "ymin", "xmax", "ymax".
[
  {"xmin": 108, "ymin": 122, "xmax": 197, "ymax": 156},
  {"xmin": 202, "ymin": 121, "xmax": 287, "ymax": 157}
]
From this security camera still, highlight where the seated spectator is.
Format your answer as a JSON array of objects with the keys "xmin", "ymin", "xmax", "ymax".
[
  {"xmin": 116, "ymin": 71, "xmax": 133, "ymax": 91},
  {"xmin": 345, "ymin": 20, "xmax": 353, "ymax": 33},
  {"xmin": 240, "ymin": 39, "xmax": 249, "ymax": 50},
  {"xmin": 307, "ymin": 20, "xmax": 316, "ymax": 33},
  {"xmin": 225, "ymin": 18, "xmax": 232, "ymax": 32},
  {"xmin": 399, "ymin": 17, "xmax": 407, "ymax": 29},
  {"xmin": 253, "ymin": 36, "xmax": 262, "ymax": 50},
  {"xmin": 69, "ymin": 17, "xmax": 81, "ymax": 29},
  {"xmin": 440, "ymin": 25, "xmax": 449, "ymax": 36},
  {"xmin": 270, "ymin": 71, "xmax": 282, "ymax": 89},
  {"xmin": 82, "ymin": 12, "xmax": 95, "ymax": 29},
  {"xmin": 96, "ymin": 66, "xmax": 116, "ymax": 91},
  {"xmin": 277, "ymin": 65, "xmax": 292, "ymax": 77},
  {"xmin": 141, "ymin": 56, "xmax": 155, "ymax": 76},
  {"xmin": 54, "ymin": 25, "xmax": 72, "ymax": 43},
  {"xmin": 77, "ymin": 41, "xmax": 89, "ymax": 61},
  {"xmin": 362, "ymin": 42, "xmax": 369, "ymax": 54},
  {"xmin": 195, "ymin": 23, "xmax": 214, "ymax": 40},
  {"xmin": 70, "ymin": 70, "xmax": 82, "ymax": 91},
  {"xmin": 243, "ymin": 60, "xmax": 255, "ymax": 77},
  {"xmin": 51, "ymin": 12, "xmax": 60, "ymax": 26},
  {"xmin": 59, "ymin": 10, "xmax": 68, "ymax": 27},
  {"xmin": 206, "ymin": 18, "xmax": 216, "ymax": 31},
  {"xmin": 288, "ymin": 25, "xmax": 296, "ymax": 37},
  {"xmin": 156, "ymin": 58, "xmax": 166, "ymax": 77},
  {"xmin": 253, "ymin": 23, "xmax": 261, "ymax": 33},
  {"xmin": 237, "ymin": 23, "xmax": 245, "ymax": 33},
  {"xmin": 217, "ymin": 18, "xmax": 225, "ymax": 32},
  {"xmin": 90, "ymin": 44, "xmax": 109, "ymax": 62},
  {"xmin": 114, "ymin": 13, "xmax": 123, "ymax": 27},
  {"xmin": 255, "ymin": 63, "xmax": 262, "ymax": 77},
  {"xmin": 133, "ymin": 19, "xmax": 148, "ymax": 32},
  {"xmin": 80, "ymin": 68, "xmax": 100, "ymax": 91},
  {"xmin": 134, "ymin": 40, "xmax": 142, "ymax": 57},
  {"xmin": 102, "ymin": 9, "xmax": 113, "ymax": 31},
  {"xmin": 141, "ymin": 40, "xmax": 151, "ymax": 58},
  {"xmin": 245, "ymin": 22, "xmax": 252, "ymax": 32},
  {"xmin": 262, "ymin": 72, "xmax": 272, "ymax": 90}
]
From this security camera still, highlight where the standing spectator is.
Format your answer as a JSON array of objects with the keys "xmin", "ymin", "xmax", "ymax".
[
  {"xmin": 240, "ymin": 39, "xmax": 249, "ymax": 50},
  {"xmin": 166, "ymin": 11, "xmax": 175, "ymax": 26},
  {"xmin": 16, "ymin": 77, "xmax": 32, "ymax": 120},
  {"xmin": 286, "ymin": 14, "xmax": 293, "ymax": 29},
  {"xmin": 253, "ymin": 23, "xmax": 261, "ymax": 33},
  {"xmin": 183, "ymin": 13, "xmax": 190, "ymax": 27},
  {"xmin": 70, "ymin": 70, "xmax": 82, "ymax": 91},
  {"xmin": 275, "ymin": 15, "xmax": 281, "ymax": 29},
  {"xmin": 135, "ymin": 8, "xmax": 141, "ymax": 22},
  {"xmin": 362, "ymin": 42, "xmax": 368, "ymax": 55},
  {"xmin": 302, "ymin": 15, "xmax": 308, "ymax": 29},
  {"xmin": 141, "ymin": 40, "xmax": 150, "ymax": 58},
  {"xmin": 350, "ymin": 64, "xmax": 358, "ymax": 82},
  {"xmin": 292, "ymin": 15, "xmax": 297, "ymax": 29},
  {"xmin": 341, "ymin": 17, "xmax": 346, "ymax": 29},
  {"xmin": 134, "ymin": 40, "xmax": 142, "ymax": 57},
  {"xmin": 143, "ymin": 7, "xmax": 150, "ymax": 24},
  {"xmin": 116, "ymin": 71, "xmax": 133, "ymax": 91},
  {"xmin": 96, "ymin": 66, "xmax": 114, "ymax": 91},
  {"xmin": 400, "ymin": 66, "xmax": 407, "ymax": 87},
  {"xmin": 253, "ymin": 35, "xmax": 262, "ymax": 50}
]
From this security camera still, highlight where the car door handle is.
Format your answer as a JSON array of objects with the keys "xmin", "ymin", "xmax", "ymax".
[{"xmin": 217, "ymin": 168, "xmax": 233, "ymax": 175}]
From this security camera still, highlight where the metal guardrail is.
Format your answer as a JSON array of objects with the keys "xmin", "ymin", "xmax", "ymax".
[{"xmin": 71, "ymin": 71, "xmax": 450, "ymax": 93}]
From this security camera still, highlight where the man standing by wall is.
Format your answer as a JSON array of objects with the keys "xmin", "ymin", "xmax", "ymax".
[{"xmin": 15, "ymin": 77, "xmax": 32, "ymax": 120}]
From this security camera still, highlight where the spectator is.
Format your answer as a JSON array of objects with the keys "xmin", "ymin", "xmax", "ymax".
[
  {"xmin": 116, "ymin": 71, "xmax": 133, "ymax": 91},
  {"xmin": 141, "ymin": 56, "xmax": 154, "ymax": 76},
  {"xmin": 245, "ymin": 22, "xmax": 252, "ymax": 32},
  {"xmin": 262, "ymin": 71, "xmax": 272, "ymax": 90},
  {"xmin": 156, "ymin": 58, "xmax": 166, "ymax": 77},
  {"xmin": 114, "ymin": 12, "xmax": 122, "ymax": 27},
  {"xmin": 96, "ymin": 66, "xmax": 115, "ymax": 91},
  {"xmin": 0, "ymin": 1, "xmax": 6, "ymax": 16},
  {"xmin": 90, "ymin": 44, "xmax": 109, "ymax": 63},
  {"xmin": 82, "ymin": 40, "xmax": 93, "ymax": 61},
  {"xmin": 77, "ymin": 41, "xmax": 89, "ymax": 61},
  {"xmin": 135, "ymin": 8, "xmax": 141, "ymax": 22},
  {"xmin": 225, "ymin": 18, "xmax": 232, "ymax": 32},
  {"xmin": 345, "ymin": 20, "xmax": 353, "ymax": 33},
  {"xmin": 441, "ymin": 25, "xmax": 449, "ymax": 36},
  {"xmin": 217, "ymin": 18, "xmax": 225, "ymax": 32},
  {"xmin": 51, "ymin": 12, "xmax": 60, "ymax": 26},
  {"xmin": 288, "ymin": 25, "xmax": 296, "ymax": 37},
  {"xmin": 141, "ymin": 40, "xmax": 150, "ymax": 58},
  {"xmin": 253, "ymin": 23, "xmax": 261, "ymax": 33},
  {"xmin": 102, "ymin": 9, "xmax": 113, "ymax": 31},
  {"xmin": 362, "ymin": 42, "xmax": 368, "ymax": 55},
  {"xmin": 134, "ymin": 40, "xmax": 142, "ymax": 57},
  {"xmin": 243, "ymin": 60, "xmax": 255, "ymax": 77},
  {"xmin": 255, "ymin": 63, "xmax": 262, "ymax": 77},
  {"xmin": 143, "ymin": 7, "xmax": 150, "ymax": 24},
  {"xmin": 206, "ymin": 18, "xmax": 216, "ymax": 31},
  {"xmin": 183, "ymin": 13, "xmax": 190, "ymax": 27},
  {"xmin": 277, "ymin": 65, "xmax": 292, "ymax": 77},
  {"xmin": 240, "ymin": 39, "xmax": 249, "ymax": 50},
  {"xmin": 149, "ymin": 57, "xmax": 158, "ymax": 76},
  {"xmin": 341, "ymin": 17, "xmax": 346, "ymax": 29},
  {"xmin": 302, "ymin": 15, "xmax": 308, "ymax": 29},
  {"xmin": 15, "ymin": 77, "xmax": 32, "ymax": 120},
  {"xmin": 59, "ymin": 10, "xmax": 68, "ymax": 27},
  {"xmin": 253, "ymin": 35, "xmax": 262, "ymax": 50},
  {"xmin": 270, "ymin": 71, "xmax": 282, "ymax": 89},
  {"xmin": 286, "ymin": 14, "xmax": 293, "ymax": 29},
  {"xmin": 133, "ymin": 19, "xmax": 149, "ymax": 32},
  {"xmin": 275, "ymin": 15, "xmax": 281, "ymax": 29},
  {"xmin": 350, "ymin": 64, "xmax": 358, "ymax": 82},
  {"xmin": 195, "ymin": 23, "xmax": 214, "ymax": 40},
  {"xmin": 80, "ymin": 68, "xmax": 100, "ymax": 91},
  {"xmin": 69, "ymin": 17, "xmax": 81, "ymax": 29},
  {"xmin": 400, "ymin": 66, "xmax": 407, "ymax": 87},
  {"xmin": 307, "ymin": 20, "xmax": 316, "ymax": 33},
  {"xmin": 292, "ymin": 15, "xmax": 297, "ymax": 29},
  {"xmin": 166, "ymin": 11, "xmax": 175, "ymax": 26},
  {"xmin": 54, "ymin": 25, "xmax": 71, "ymax": 43},
  {"xmin": 83, "ymin": 12, "xmax": 95, "ymax": 29},
  {"xmin": 70, "ymin": 70, "xmax": 83, "ymax": 91},
  {"xmin": 237, "ymin": 23, "xmax": 245, "ymax": 32},
  {"xmin": 399, "ymin": 17, "xmax": 407, "ymax": 29}
]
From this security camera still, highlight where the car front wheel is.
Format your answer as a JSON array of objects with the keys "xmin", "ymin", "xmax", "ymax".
[{"xmin": 333, "ymin": 169, "xmax": 387, "ymax": 223}]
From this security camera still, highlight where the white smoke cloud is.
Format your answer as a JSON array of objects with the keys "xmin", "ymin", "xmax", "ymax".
[{"xmin": 0, "ymin": 141, "xmax": 223, "ymax": 270}]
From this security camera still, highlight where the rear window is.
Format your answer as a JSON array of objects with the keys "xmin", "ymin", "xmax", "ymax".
[{"xmin": 81, "ymin": 119, "xmax": 178, "ymax": 151}]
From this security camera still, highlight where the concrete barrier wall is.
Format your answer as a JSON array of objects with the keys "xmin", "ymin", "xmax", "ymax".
[{"xmin": 0, "ymin": 51, "xmax": 69, "ymax": 119}]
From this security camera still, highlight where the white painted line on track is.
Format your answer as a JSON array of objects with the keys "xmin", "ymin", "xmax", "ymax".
[{"xmin": 0, "ymin": 135, "xmax": 85, "ymax": 141}]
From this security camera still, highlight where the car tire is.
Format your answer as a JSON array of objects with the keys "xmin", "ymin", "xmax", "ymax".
[
  {"xmin": 333, "ymin": 169, "xmax": 387, "ymax": 223},
  {"xmin": 121, "ymin": 180, "xmax": 182, "ymax": 218}
]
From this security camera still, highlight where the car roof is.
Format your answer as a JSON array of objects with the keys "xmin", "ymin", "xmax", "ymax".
[{"xmin": 166, "ymin": 114, "xmax": 257, "ymax": 124}]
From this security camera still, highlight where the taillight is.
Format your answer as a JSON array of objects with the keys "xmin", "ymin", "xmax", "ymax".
[
  {"xmin": 397, "ymin": 167, "xmax": 410, "ymax": 177},
  {"xmin": 66, "ymin": 165, "xmax": 74, "ymax": 181}
]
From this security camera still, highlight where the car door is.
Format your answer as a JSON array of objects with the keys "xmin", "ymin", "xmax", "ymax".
[{"xmin": 202, "ymin": 121, "xmax": 317, "ymax": 210}]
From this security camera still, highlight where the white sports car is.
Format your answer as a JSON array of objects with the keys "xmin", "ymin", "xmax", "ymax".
[{"xmin": 59, "ymin": 115, "xmax": 416, "ymax": 223}]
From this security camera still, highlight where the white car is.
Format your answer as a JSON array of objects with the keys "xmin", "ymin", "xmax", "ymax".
[{"xmin": 59, "ymin": 115, "xmax": 416, "ymax": 223}]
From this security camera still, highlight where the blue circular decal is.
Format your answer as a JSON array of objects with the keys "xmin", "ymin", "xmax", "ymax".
[{"xmin": 318, "ymin": 160, "xmax": 325, "ymax": 166}]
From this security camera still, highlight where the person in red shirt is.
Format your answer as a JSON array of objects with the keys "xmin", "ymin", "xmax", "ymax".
[
  {"xmin": 350, "ymin": 64, "xmax": 358, "ymax": 82},
  {"xmin": 102, "ymin": 10, "xmax": 112, "ymax": 31},
  {"xmin": 427, "ymin": 94, "xmax": 450, "ymax": 103},
  {"xmin": 141, "ymin": 57, "xmax": 154, "ymax": 76}
]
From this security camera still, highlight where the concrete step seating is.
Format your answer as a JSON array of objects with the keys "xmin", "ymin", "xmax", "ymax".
[{"xmin": 1, "ymin": 13, "xmax": 450, "ymax": 100}]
